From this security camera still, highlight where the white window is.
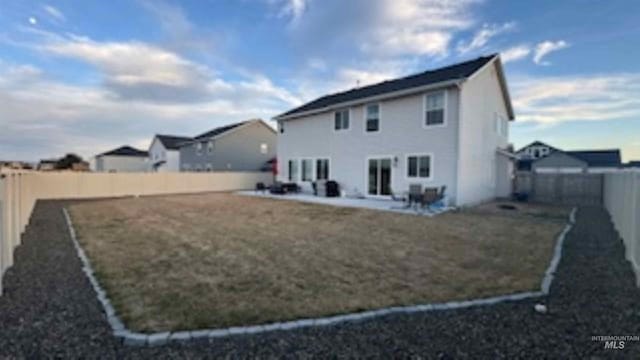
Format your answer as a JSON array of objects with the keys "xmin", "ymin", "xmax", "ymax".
[
  {"xmin": 260, "ymin": 143, "xmax": 268, "ymax": 154},
  {"xmin": 196, "ymin": 142, "xmax": 203, "ymax": 156},
  {"xmin": 365, "ymin": 104, "xmax": 379, "ymax": 132},
  {"xmin": 425, "ymin": 92, "xmax": 445, "ymax": 127},
  {"xmin": 334, "ymin": 109, "xmax": 350, "ymax": 131},
  {"xmin": 207, "ymin": 141, "xmax": 214, "ymax": 154},
  {"xmin": 301, "ymin": 159, "xmax": 313, "ymax": 181},
  {"xmin": 407, "ymin": 154, "xmax": 432, "ymax": 179},
  {"xmin": 288, "ymin": 159, "xmax": 299, "ymax": 181},
  {"xmin": 316, "ymin": 158, "xmax": 330, "ymax": 180}
]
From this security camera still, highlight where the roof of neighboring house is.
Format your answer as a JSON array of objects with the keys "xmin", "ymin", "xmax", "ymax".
[
  {"xmin": 516, "ymin": 141, "xmax": 560, "ymax": 153},
  {"xmin": 155, "ymin": 134, "xmax": 192, "ymax": 150},
  {"xmin": 194, "ymin": 120, "xmax": 249, "ymax": 141},
  {"xmin": 98, "ymin": 146, "xmax": 148, "ymax": 157},
  {"xmin": 624, "ymin": 161, "xmax": 640, "ymax": 168},
  {"xmin": 276, "ymin": 54, "xmax": 509, "ymax": 120},
  {"xmin": 565, "ymin": 150, "xmax": 621, "ymax": 168},
  {"xmin": 38, "ymin": 159, "xmax": 58, "ymax": 164}
]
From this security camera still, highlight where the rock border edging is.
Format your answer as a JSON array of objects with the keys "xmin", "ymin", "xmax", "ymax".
[{"xmin": 62, "ymin": 206, "xmax": 577, "ymax": 347}]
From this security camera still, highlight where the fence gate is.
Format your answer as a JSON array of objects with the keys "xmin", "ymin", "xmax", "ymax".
[{"xmin": 515, "ymin": 172, "xmax": 603, "ymax": 205}]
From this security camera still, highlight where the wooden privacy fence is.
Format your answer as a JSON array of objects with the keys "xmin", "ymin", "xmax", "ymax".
[
  {"xmin": 514, "ymin": 172, "xmax": 603, "ymax": 205},
  {"xmin": 603, "ymin": 170, "xmax": 640, "ymax": 285},
  {"xmin": 0, "ymin": 171, "xmax": 273, "ymax": 295}
]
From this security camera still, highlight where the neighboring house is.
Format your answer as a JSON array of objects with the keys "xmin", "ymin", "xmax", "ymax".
[
  {"xmin": 515, "ymin": 141, "xmax": 558, "ymax": 160},
  {"xmin": 532, "ymin": 149, "xmax": 622, "ymax": 173},
  {"xmin": 37, "ymin": 159, "xmax": 57, "ymax": 171},
  {"xmin": 179, "ymin": 119, "xmax": 277, "ymax": 172},
  {"xmin": 624, "ymin": 161, "xmax": 640, "ymax": 168},
  {"xmin": 94, "ymin": 146, "xmax": 149, "ymax": 172},
  {"xmin": 274, "ymin": 54, "xmax": 515, "ymax": 206},
  {"xmin": 1, "ymin": 161, "xmax": 32, "ymax": 170},
  {"xmin": 148, "ymin": 134, "xmax": 192, "ymax": 172}
]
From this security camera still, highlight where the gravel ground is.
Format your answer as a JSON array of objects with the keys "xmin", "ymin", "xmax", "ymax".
[{"xmin": 0, "ymin": 201, "xmax": 639, "ymax": 358}]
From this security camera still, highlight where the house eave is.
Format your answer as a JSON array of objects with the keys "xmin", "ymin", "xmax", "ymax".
[{"xmin": 274, "ymin": 79, "xmax": 464, "ymax": 122}]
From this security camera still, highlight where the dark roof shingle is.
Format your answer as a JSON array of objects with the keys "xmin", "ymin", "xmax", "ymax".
[
  {"xmin": 99, "ymin": 146, "xmax": 148, "ymax": 157},
  {"xmin": 156, "ymin": 135, "xmax": 192, "ymax": 150},
  {"xmin": 276, "ymin": 55, "xmax": 496, "ymax": 119},
  {"xmin": 194, "ymin": 121, "xmax": 248, "ymax": 140},
  {"xmin": 566, "ymin": 150, "xmax": 621, "ymax": 168}
]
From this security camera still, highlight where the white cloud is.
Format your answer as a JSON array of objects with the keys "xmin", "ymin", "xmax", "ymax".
[
  {"xmin": 278, "ymin": 0, "xmax": 309, "ymax": 23},
  {"xmin": 28, "ymin": 17, "xmax": 37, "ymax": 25},
  {"xmin": 533, "ymin": 40, "xmax": 569, "ymax": 65},
  {"xmin": 511, "ymin": 74, "xmax": 640, "ymax": 124},
  {"xmin": 457, "ymin": 22, "xmax": 516, "ymax": 54},
  {"xmin": 43, "ymin": 5, "xmax": 65, "ymax": 22},
  {"xmin": 501, "ymin": 45, "xmax": 531, "ymax": 63}
]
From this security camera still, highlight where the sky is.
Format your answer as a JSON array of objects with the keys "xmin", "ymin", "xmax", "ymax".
[{"xmin": 0, "ymin": 0, "xmax": 639, "ymax": 162}]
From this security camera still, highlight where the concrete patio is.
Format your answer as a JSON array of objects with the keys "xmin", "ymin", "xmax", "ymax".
[{"xmin": 236, "ymin": 190, "xmax": 452, "ymax": 216}]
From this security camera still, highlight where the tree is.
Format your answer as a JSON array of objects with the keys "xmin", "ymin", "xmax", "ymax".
[{"xmin": 55, "ymin": 153, "xmax": 84, "ymax": 170}]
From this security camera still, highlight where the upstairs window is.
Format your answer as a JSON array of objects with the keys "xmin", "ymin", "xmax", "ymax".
[
  {"xmin": 425, "ymin": 92, "xmax": 445, "ymax": 127},
  {"xmin": 207, "ymin": 141, "xmax": 214, "ymax": 154},
  {"xmin": 260, "ymin": 143, "xmax": 268, "ymax": 154},
  {"xmin": 316, "ymin": 159, "xmax": 330, "ymax": 180},
  {"xmin": 365, "ymin": 104, "xmax": 380, "ymax": 132},
  {"xmin": 334, "ymin": 109, "xmax": 350, "ymax": 131},
  {"xmin": 407, "ymin": 155, "xmax": 432, "ymax": 179},
  {"xmin": 196, "ymin": 142, "xmax": 203, "ymax": 156}
]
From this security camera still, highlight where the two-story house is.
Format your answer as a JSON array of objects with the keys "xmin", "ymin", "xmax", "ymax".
[
  {"xmin": 274, "ymin": 54, "xmax": 515, "ymax": 206},
  {"xmin": 148, "ymin": 134, "xmax": 192, "ymax": 172},
  {"xmin": 179, "ymin": 119, "xmax": 277, "ymax": 172},
  {"xmin": 94, "ymin": 146, "xmax": 149, "ymax": 172}
]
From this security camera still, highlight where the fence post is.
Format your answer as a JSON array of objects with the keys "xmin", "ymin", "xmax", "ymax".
[{"xmin": 0, "ymin": 174, "xmax": 4, "ymax": 296}]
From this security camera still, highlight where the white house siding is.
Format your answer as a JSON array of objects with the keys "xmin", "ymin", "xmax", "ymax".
[
  {"xmin": 149, "ymin": 138, "xmax": 180, "ymax": 172},
  {"xmin": 277, "ymin": 88, "xmax": 460, "ymax": 204},
  {"xmin": 456, "ymin": 61, "xmax": 511, "ymax": 205},
  {"xmin": 95, "ymin": 156, "xmax": 148, "ymax": 172}
]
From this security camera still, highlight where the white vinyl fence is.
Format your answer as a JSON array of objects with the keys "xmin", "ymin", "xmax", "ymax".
[
  {"xmin": 0, "ymin": 170, "xmax": 273, "ymax": 295},
  {"xmin": 603, "ymin": 170, "xmax": 640, "ymax": 284}
]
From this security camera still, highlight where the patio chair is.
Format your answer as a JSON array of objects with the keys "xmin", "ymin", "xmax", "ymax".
[
  {"xmin": 407, "ymin": 184, "xmax": 423, "ymax": 209},
  {"xmin": 422, "ymin": 186, "xmax": 447, "ymax": 212}
]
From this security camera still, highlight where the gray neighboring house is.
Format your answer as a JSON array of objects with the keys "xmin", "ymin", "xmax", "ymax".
[
  {"xmin": 532, "ymin": 149, "xmax": 622, "ymax": 173},
  {"xmin": 94, "ymin": 146, "xmax": 149, "ymax": 172},
  {"xmin": 179, "ymin": 119, "xmax": 277, "ymax": 172}
]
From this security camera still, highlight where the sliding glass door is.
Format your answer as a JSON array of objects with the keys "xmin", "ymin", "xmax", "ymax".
[{"xmin": 368, "ymin": 158, "xmax": 392, "ymax": 196}]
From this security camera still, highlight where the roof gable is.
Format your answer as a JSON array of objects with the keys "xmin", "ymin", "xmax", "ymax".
[
  {"xmin": 194, "ymin": 121, "xmax": 248, "ymax": 140},
  {"xmin": 155, "ymin": 134, "xmax": 192, "ymax": 150},
  {"xmin": 99, "ymin": 146, "xmax": 148, "ymax": 157},
  {"xmin": 516, "ymin": 141, "xmax": 560, "ymax": 153},
  {"xmin": 275, "ymin": 55, "xmax": 499, "ymax": 120}
]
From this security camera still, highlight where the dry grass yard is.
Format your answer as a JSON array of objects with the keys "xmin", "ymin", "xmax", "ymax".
[{"xmin": 68, "ymin": 193, "xmax": 569, "ymax": 333}]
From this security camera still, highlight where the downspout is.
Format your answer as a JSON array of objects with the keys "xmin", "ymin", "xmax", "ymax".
[{"xmin": 454, "ymin": 80, "xmax": 465, "ymax": 207}]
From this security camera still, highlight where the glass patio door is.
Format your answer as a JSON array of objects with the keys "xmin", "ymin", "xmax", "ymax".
[{"xmin": 368, "ymin": 158, "xmax": 392, "ymax": 196}]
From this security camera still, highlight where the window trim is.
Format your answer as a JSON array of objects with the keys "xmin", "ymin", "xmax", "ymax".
[
  {"xmin": 315, "ymin": 157, "xmax": 331, "ymax": 181},
  {"xmin": 333, "ymin": 108, "xmax": 352, "ymax": 132},
  {"xmin": 405, "ymin": 153, "xmax": 434, "ymax": 181},
  {"xmin": 423, "ymin": 90, "xmax": 447, "ymax": 129},
  {"xmin": 288, "ymin": 159, "xmax": 299, "ymax": 182},
  {"xmin": 363, "ymin": 103, "xmax": 381, "ymax": 134},
  {"xmin": 300, "ymin": 158, "xmax": 315, "ymax": 182},
  {"xmin": 364, "ymin": 155, "xmax": 395, "ymax": 198}
]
